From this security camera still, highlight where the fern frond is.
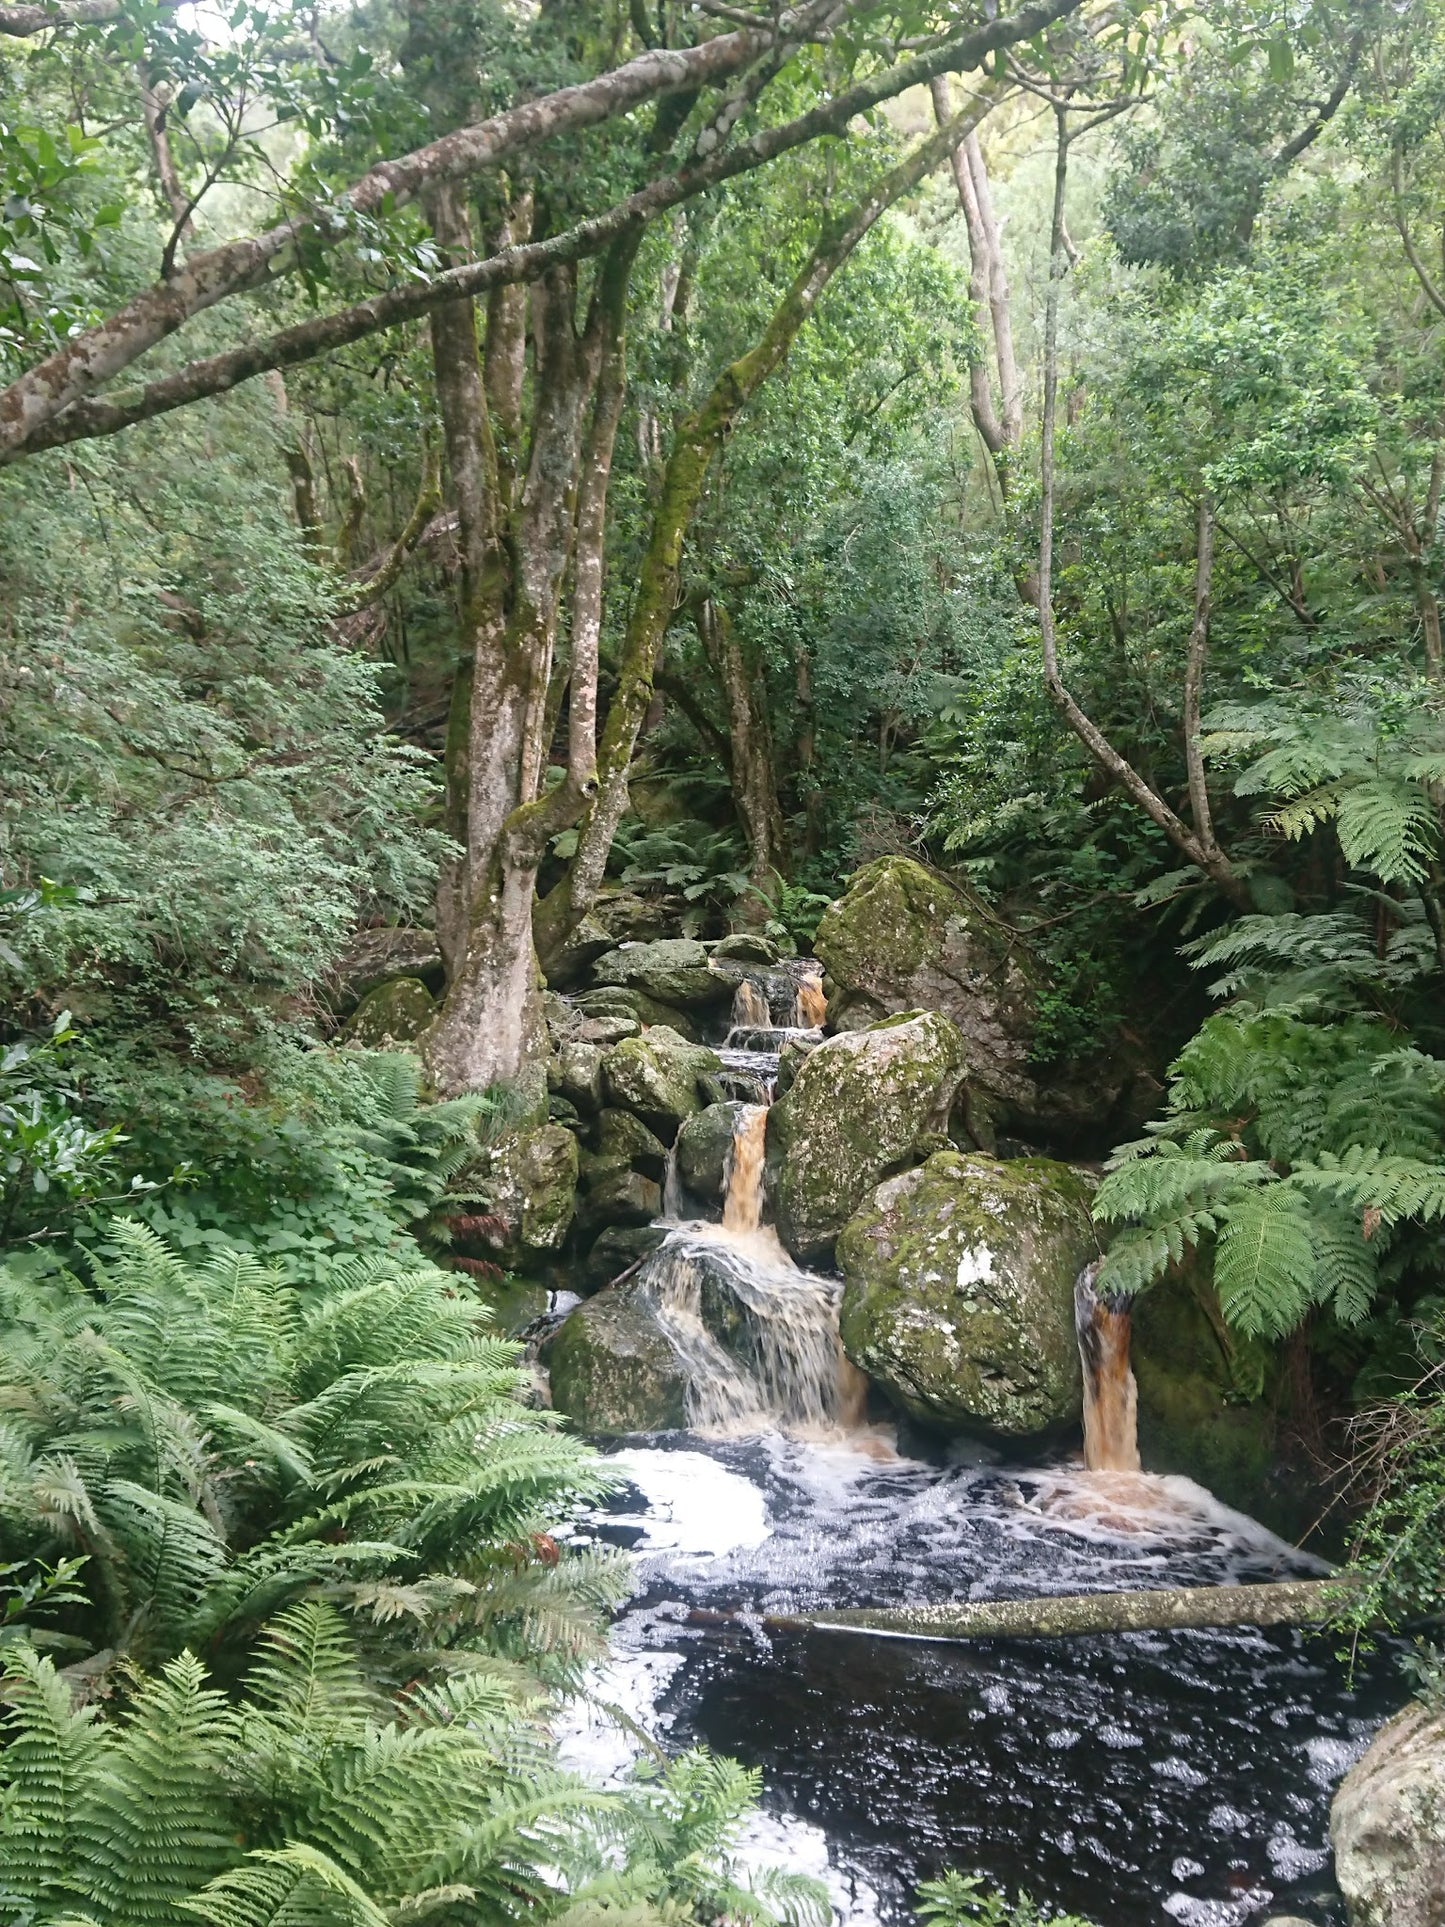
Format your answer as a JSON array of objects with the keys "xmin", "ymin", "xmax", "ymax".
[
  {"xmin": 182, "ymin": 1844, "xmax": 391, "ymax": 1927},
  {"xmin": 0, "ymin": 1644, "xmax": 107, "ymax": 1906},
  {"xmin": 1213, "ymin": 1187, "xmax": 1318, "ymax": 1338}
]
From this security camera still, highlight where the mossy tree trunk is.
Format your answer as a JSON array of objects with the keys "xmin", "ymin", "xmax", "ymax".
[{"xmin": 534, "ymin": 96, "xmax": 997, "ymax": 971}]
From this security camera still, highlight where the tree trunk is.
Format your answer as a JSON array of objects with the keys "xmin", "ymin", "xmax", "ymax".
[
  {"xmin": 758, "ymin": 1577, "xmax": 1355, "ymax": 1641},
  {"xmin": 535, "ymin": 100, "xmax": 995, "ymax": 968},
  {"xmin": 700, "ymin": 596, "xmax": 787, "ymax": 907}
]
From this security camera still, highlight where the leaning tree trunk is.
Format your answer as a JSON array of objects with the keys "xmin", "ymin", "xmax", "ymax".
[{"xmin": 700, "ymin": 595, "xmax": 787, "ymax": 909}]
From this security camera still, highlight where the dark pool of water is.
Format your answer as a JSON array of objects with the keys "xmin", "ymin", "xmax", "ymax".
[{"xmin": 569, "ymin": 1433, "xmax": 1400, "ymax": 1927}]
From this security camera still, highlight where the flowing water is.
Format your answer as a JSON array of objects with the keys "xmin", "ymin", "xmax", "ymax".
[{"xmin": 558, "ymin": 1058, "xmax": 1397, "ymax": 1925}]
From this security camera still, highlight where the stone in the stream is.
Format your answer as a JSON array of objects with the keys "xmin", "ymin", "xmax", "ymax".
[
  {"xmin": 590, "ymin": 1106, "xmax": 669, "ymax": 1180},
  {"xmin": 577, "ymin": 1167, "xmax": 661, "ymax": 1238},
  {"xmin": 775, "ymin": 1030, "xmax": 822, "ymax": 1098},
  {"xmin": 712, "ymin": 932, "xmax": 782, "ymax": 963},
  {"xmin": 836, "ymin": 1150, "xmax": 1097, "ymax": 1440},
  {"xmin": 572, "ymin": 986, "xmax": 701, "ymax": 1041},
  {"xmin": 676, "ymin": 1100, "xmax": 749, "ymax": 1204},
  {"xmin": 814, "ymin": 855, "xmax": 1035, "ymax": 1096},
  {"xmin": 544, "ymin": 1289, "xmax": 689, "ymax": 1432},
  {"xmin": 1332, "ymin": 1700, "xmax": 1445, "ymax": 1927},
  {"xmin": 582, "ymin": 1223, "xmax": 669, "ymax": 1292},
  {"xmin": 602, "ymin": 1027, "xmax": 722, "ymax": 1140},
  {"xmin": 592, "ymin": 938, "xmax": 731, "ymax": 1008},
  {"xmin": 340, "ymin": 976, "xmax": 435, "ymax": 1048},
  {"xmin": 474, "ymin": 1124, "xmax": 579, "ymax": 1261},
  {"xmin": 548, "ymin": 1039, "xmax": 606, "ymax": 1114},
  {"xmin": 768, "ymin": 1010, "xmax": 967, "ymax": 1262}
]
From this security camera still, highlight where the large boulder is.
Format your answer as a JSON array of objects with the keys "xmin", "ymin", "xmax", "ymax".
[
  {"xmin": 589, "ymin": 1107, "xmax": 669, "ymax": 1181},
  {"xmin": 768, "ymin": 1011, "xmax": 967, "ymax": 1262},
  {"xmin": 675, "ymin": 1101, "xmax": 749, "ymax": 1205},
  {"xmin": 475, "ymin": 1124, "xmax": 579, "ymax": 1263},
  {"xmin": 548, "ymin": 1039, "xmax": 606, "ymax": 1114},
  {"xmin": 602, "ymin": 1027, "xmax": 722, "ymax": 1141},
  {"xmin": 836, "ymin": 1151, "xmax": 1097, "ymax": 1440},
  {"xmin": 581, "ymin": 1223, "xmax": 669, "ymax": 1292},
  {"xmin": 592, "ymin": 939, "xmax": 731, "ymax": 1010},
  {"xmin": 544, "ymin": 1289, "xmax": 689, "ymax": 1433},
  {"xmin": 341, "ymin": 977, "xmax": 435, "ymax": 1049},
  {"xmin": 814, "ymin": 857, "xmax": 1037, "ymax": 1116},
  {"xmin": 1332, "ymin": 1701, "xmax": 1445, "ymax": 1927},
  {"xmin": 328, "ymin": 926, "xmax": 444, "ymax": 1012},
  {"xmin": 577, "ymin": 1167, "xmax": 661, "ymax": 1239}
]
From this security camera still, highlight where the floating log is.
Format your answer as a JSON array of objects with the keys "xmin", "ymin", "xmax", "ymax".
[{"xmin": 750, "ymin": 1578, "xmax": 1358, "ymax": 1643}]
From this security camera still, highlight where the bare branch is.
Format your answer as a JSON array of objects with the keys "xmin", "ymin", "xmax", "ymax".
[{"xmin": 0, "ymin": 0, "xmax": 178, "ymax": 33}]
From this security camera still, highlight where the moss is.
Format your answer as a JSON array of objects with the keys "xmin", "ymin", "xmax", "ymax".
[
  {"xmin": 572, "ymin": 986, "xmax": 701, "ymax": 1040},
  {"xmin": 592, "ymin": 938, "xmax": 729, "ymax": 1008},
  {"xmin": 341, "ymin": 976, "xmax": 435, "ymax": 1048},
  {"xmin": 768, "ymin": 1010, "xmax": 967, "ymax": 1261},
  {"xmin": 601, "ymin": 1027, "xmax": 722, "ymax": 1140},
  {"xmin": 837, "ymin": 1151, "xmax": 1096, "ymax": 1440},
  {"xmin": 480, "ymin": 1125, "xmax": 579, "ymax": 1259},
  {"xmin": 544, "ymin": 1290, "xmax": 688, "ymax": 1434}
]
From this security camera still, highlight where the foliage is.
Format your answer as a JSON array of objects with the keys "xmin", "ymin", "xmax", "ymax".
[
  {"xmin": 916, "ymin": 1870, "xmax": 1097, "ymax": 1927},
  {"xmin": 0, "ymin": 1009, "xmax": 126, "ymax": 1243}
]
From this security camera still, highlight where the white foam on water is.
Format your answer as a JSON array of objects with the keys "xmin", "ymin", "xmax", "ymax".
[
  {"xmin": 735, "ymin": 1809, "xmax": 882, "ymax": 1927},
  {"xmin": 1266, "ymin": 1823, "xmax": 1329, "ymax": 1880},
  {"xmin": 555, "ymin": 1650, "xmax": 685, "ymax": 1783},
  {"xmin": 1305, "ymin": 1731, "xmax": 1371, "ymax": 1790},
  {"xmin": 602, "ymin": 1447, "xmax": 771, "ymax": 1558},
  {"xmin": 1163, "ymin": 1893, "xmax": 1274, "ymax": 1927}
]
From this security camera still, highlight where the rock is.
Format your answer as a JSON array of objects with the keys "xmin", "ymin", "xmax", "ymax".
[
  {"xmin": 328, "ymin": 926, "xmax": 444, "ymax": 1011},
  {"xmin": 466, "ymin": 1277, "xmax": 550, "ymax": 1337},
  {"xmin": 544, "ymin": 914, "xmax": 616, "ymax": 990},
  {"xmin": 814, "ymin": 855, "xmax": 1037, "ymax": 1106},
  {"xmin": 544, "ymin": 1290, "xmax": 689, "ymax": 1433},
  {"xmin": 776, "ymin": 1031, "xmax": 823, "ymax": 1098},
  {"xmin": 712, "ymin": 932, "xmax": 781, "ymax": 963},
  {"xmin": 836, "ymin": 1151, "xmax": 1097, "ymax": 1440},
  {"xmin": 602, "ymin": 1027, "xmax": 722, "ymax": 1141},
  {"xmin": 578, "ymin": 1015, "xmax": 640, "ymax": 1046},
  {"xmin": 577, "ymin": 1167, "xmax": 661, "ymax": 1238},
  {"xmin": 547, "ymin": 1094, "xmax": 584, "ymax": 1132},
  {"xmin": 592, "ymin": 938, "xmax": 731, "ymax": 1009},
  {"xmin": 549, "ymin": 1040, "xmax": 605, "ymax": 1114},
  {"xmin": 768, "ymin": 1011, "xmax": 968, "ymax": 1262},
  {"xmin": 340, "ymin": 977, "xmax": 435, "ymax": 1049},
  {"xmin": 572, "ymin": 986, "xmax": 700, "ymax": 1041},
  {"xmin": 1129, "ymin": 1261, "xmax": 1291, "ymax": 1529},
  {"xmin": 581, "ymin": 1223, "xmax": 669, "ymax": 1292},
  {"xmin": 476, "ymin": 1125, "xmax": 579, "ymax": 1260},
  {"xmin": 676, "ymin": 1101, "xmax": 748, "ymax": 1204},
  {"xmin": 590, "ymin": 1107, "xmax": 669, "ymax": 1181},
  {"xmin": 1333, "ymin": 1700, "xmax": 1445, "ymax": 1927}
]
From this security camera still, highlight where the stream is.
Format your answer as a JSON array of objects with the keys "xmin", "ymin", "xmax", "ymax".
[{"xmin": 552, "ymin": 988, "xmax": 1401, "ymax": 1926}]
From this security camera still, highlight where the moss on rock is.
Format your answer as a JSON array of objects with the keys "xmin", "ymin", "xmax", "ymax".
[
  {"xmin": 602, "ymin": 1027, "xmax": 722, "ymax": 1141},
  {"xmin": 544, "ymin": 1291, "xmax": 689, "ymax": 1433},
  {"xmin": 477, "ymin": 1124, "xmax": 579, "ymax": 1261},
  {"xmin": 675, "ymin": 1101, "xmax": 748, "ymax": 1205},
  {"xmin": 837, "ymin": 1151, "xmax": 1097, "ymax": 1440},
  {"xmin": 768, "ymin": 1010, "xmax": 967, "ymax": 1262},
  {"xmin": 341, "ymin": 976, "xmax": 435, "ymax": 1049},
  {"xmin": 592, "ymin": 938, "xmax": 730, "ymax": 1009}
]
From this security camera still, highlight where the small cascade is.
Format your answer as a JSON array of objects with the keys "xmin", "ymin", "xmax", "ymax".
[
  {"xmin": 722, "ymin": 1102, "xmax": 769, "ymax": 1235},
  {"xmin": 1075, "ymin": 1260, "xmax": 1142, "ymax": 1473},
  {"xmin": 791, "ymin": 965, "xmax": 827, "ymax": 1030},
  {"xmin": 731, "ymin": 977, "xmax": 772, "ymax": 1029},
  {"xmin": 661, "ymin": 1140, "xmax": 685, "ymax": 1220},
  {"xmin": 639, "ymin": 1225, "xmax": 847, "ymax": 1434}
]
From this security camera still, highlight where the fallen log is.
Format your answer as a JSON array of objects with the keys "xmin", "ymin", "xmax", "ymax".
[{"xmin": 752, "ymin": 1577, "xmax": 1358, "ymax": 1643}]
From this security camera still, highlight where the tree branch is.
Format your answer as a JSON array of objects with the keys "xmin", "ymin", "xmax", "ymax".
[
  {"xmin": 1182, "ymin": 497, "xmax": 1218, "ymax": 855},
  {"xmin": 0, "ymin": 0, "xmax": 178, "ymax": 32},
  {"xmin": 1034, "ymin": 108, "xmax": 1245, "ymax": 906},
  {"xmin": 0, "ymin": 0, "xmax": 1076, "ymax": 463}
]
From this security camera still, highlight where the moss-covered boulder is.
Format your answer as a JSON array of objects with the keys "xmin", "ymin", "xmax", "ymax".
[
  {"xmin": 602, "ymin": 1027, "xmax": 722, "ymax": 1141},
  {"xmin": 582, "ymin": 1223, "xmax": 669, "ymax": 1292},
  {"xmin": 328, "ymin": 927, "xmax": 444, "ymax": 1012},
  {"xmin": 768, "ymin": 1011, "xmax": 967, "ymax": 1262},
  {"xmin": 1130, "ymin": 1262, "xmax": 1293, "ymax": 1528},
  {"xmin": 712, "ymin": 932, "xmax": 782, "ymax": 964},
  {"xmin": 1332, "ymin": 1700, "xmax": 1445, "ymax": 1927},
  {"xmin": 544, "ymin": 1290, "xmax": 688, "ymax": 1433},
  {"xmin": 571, "ymin": 986, "xmax": 700, "ymax": 1041},
  {"xmin": 341, "ymin": 977, "xmax": 435, "ymax": 1048},
  {"xmin": 548, "ymin": 1040, "xmax": 605, "ymax": 1114},
  {"xmin": 577, "ymin": 1167, "xmax": 661, "ymax": 1239},
  {"xmin": 775, "ymin": 1031, "xmax": 822, "ymax": 1099},
  {"xmin": 592, "ymin": 938, "xmax": 730, "ymax": 1009},
  {"xmin": 814, "ymin": 856, "xmax": 1036, "ymax": 1108},
  {"xmin": 589, "ymin": 1107, "xmax": 669, "ymax": 1181},
  {"xmin": 476, "ymin": 1124, "xmax": 579, "ymax": 1262},
  {"xmin": 675, "ymin": 1100, "xmax": 748, "ymax": 1205},
  {"xmin": 836, "ymin": 1151, "xmax": 1097, "ymax": 1440}
]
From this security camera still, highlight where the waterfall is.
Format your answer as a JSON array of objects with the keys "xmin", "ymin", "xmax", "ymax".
[
  {"xmin": 722, "ymin": 1103, "xmax": 768, "ymax": 1234},
  {"xmin": 1075, "ymin": 1260, "xmax": 1142, "ymax": 1473},
  {"xmin": 732, "ymin": 977, "xmax": 772, "ymax": 1029},
  {"xmin": 639, "ymin": 1225, "xmax": 849, "ymax": 1435},
  {"xmin": 791, "ymin": 966, "xmax": 827, "ymax": 1030}
]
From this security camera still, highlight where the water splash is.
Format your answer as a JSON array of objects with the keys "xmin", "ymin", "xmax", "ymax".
[{"xmin": 1075, "ymin": 1260, "xmax": 1142, "ymax": 1474}]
